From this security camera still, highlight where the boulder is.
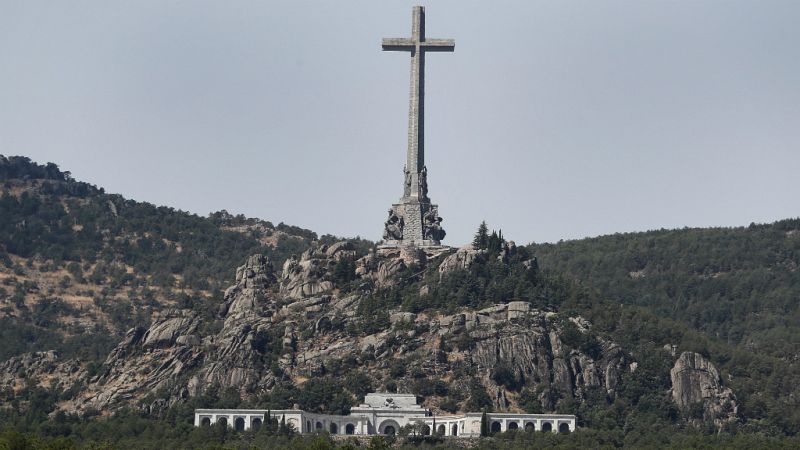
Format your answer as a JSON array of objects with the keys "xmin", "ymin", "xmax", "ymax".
[
  {"xmin": 438, "ymin": 245, "xmax": 483, "ymax": 278},
  {"xmin": 223, "ymin": 254, "xmax": 277, "ymax": 317},
  {"xmin": 356, "ymin": 251, "xmax": 407, "ymax": 288},
  {"xmin": 390, "ymin": 312, "xmax": 416, "ymax": 326},
  {"xmin": 280, "ymin": 248, "xmax": 333, "ymax": 299},
  {"xmin": 143, "ymin": 315, "xmax": 198, "ymax": 348},
  {"xmin": 325, "ymin": 241, "xmax": 357, "ymax": 261},
  {"xmin": 507, "ymin": 301, "xmax": 531, "ymax": 320},
  {"xmin": 235, "ymin": 254, "xmax": 276, "ymax": 290}
]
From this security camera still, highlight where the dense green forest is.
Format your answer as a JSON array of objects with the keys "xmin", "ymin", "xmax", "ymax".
[
  {"xmin": 530, "ymin": 221, "xmax": 800, "ymax": 359},
  {"xmin": 2, "ymin": 156, "xmax": 799, "ymax": 448}
]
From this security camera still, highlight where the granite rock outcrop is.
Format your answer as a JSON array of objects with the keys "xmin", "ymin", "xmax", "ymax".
[{"xmin": 670, "ymin": 351, "xmax": 738, "ymax": 426}]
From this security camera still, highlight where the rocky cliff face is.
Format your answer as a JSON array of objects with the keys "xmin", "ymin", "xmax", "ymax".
[
  {"xmin": 0, "ymin": 243, "xmax": 737, "ymax": 426},
  {"xmin": 42, "ymin": 245, "xmax": 627, "ymax": 416},
  {"xmin": 63, "ymin": 254, "xmax": 282, "ymax": 415},
  {"xmin": 425, "ymin": 302, "xmax": 628, "ymax": 411},
  {"xmin": 670, "ymin": 351, "xmax": 738, "ymax": 426}
]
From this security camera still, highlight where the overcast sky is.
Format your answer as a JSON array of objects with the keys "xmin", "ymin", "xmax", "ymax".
[{"xmin": 1, "ymin": 1, "xmax": 798, "ymax": 245}]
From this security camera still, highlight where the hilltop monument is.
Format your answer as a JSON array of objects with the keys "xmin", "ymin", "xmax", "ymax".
[{"xmin": 381, "ymin": 6, "xmax": 452, "ymax": 248}]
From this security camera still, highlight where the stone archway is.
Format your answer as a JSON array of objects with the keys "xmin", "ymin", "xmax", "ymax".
[
  {"xmin": 306, "ymin": 421, "xmax": 311, "ymax": 433},
  {"xmin": 200, "ymin": 417, "xmax": 211, "ymax": 427},
  {"xmin": 316, "ymin": 421, "xmax": 323, "ymax": 431},
  {"xmin": 251, "ymin": 417, "xmax": 262, "ymax": 431},
  {"xmin": 490, "ymin": 421, "xmax": 501, "ymax": 433},
  {"xmin": 451, "ymin": 423, "xmax": 458, "ymax": 436},
  {"xmin": 524, "ymin": 422, "xmax": 535, "ymax": 432},
  {"xmin": 380, "ymin": 419, "xmax": 400, "ymax": 436},
  {"xmin": 330, "ymin": 423, "xmax": 338, "ymax": 434},
  {"xmin": 541, "ymin": 422, "xmax": 553, "ymax": 432},
  {"xmin": 436, "ymin": 424, "xmax": 446, "ymax": 435},
  {"xmin": 345, "ymin": 423, "xmax": 355, "ymax": 435},
  {"xmin": 218, "ymin": 417, "xmax": 228, "ymax": 427},
  {"xmin": 234, "ymin": 417, "xmax": 245, "ymax": 431},
  {"xmin": 559, "ymin": 423, "xmax": 571, "ymax": 433},
  {"xmin": 507, "ymin": 422, "xmax": 519, "ymax": 431},
  {"xmin": 421, "ymin": 424, "xmax": 431, "ymax": 436}
]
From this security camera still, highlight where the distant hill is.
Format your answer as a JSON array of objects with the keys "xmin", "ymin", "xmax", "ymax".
[{"xmin": 530, "ymin": 221, "xmax": 800, "ymax": 360}]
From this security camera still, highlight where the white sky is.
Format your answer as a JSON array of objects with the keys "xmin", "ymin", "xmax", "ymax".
[{"xmin": 1, "ymin": 1, "xmax": 798, "ymax": 245}]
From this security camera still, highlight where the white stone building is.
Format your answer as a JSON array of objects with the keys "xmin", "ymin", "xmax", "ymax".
[{"xmin": 194, "ymin": 393, "xmax": 576, "ymax": 437}]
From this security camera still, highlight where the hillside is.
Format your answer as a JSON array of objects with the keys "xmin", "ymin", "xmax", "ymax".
[
  {"xmin": 532, "ymin": 223, "xmax": 800, "ymax": 361},
  {"xmin": 1, "ymin": 155, "xmax": 799, "ymax": 449},
  {"xmin": 529, "ymin": 222, "xmax": 800, "ymax": 437},
  {"xmin": 0, "ymin": 155, "xmax": 322, "ymax": 363}
]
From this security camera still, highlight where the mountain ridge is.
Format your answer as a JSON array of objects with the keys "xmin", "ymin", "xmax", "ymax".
[{"xmin": 1, "ymin": 155, "xmax": 799, "ymax": 448}]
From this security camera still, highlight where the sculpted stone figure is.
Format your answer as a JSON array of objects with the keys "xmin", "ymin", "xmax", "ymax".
[
  {"xmin": 423, "ymin": 208, "xmax": 445, "ymax": 241},
  {"xmin": 383, "ymin": 208, "xmax": 404, "ymax": 240}
]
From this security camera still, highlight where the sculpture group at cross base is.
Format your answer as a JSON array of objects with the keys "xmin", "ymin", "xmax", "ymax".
[{"xmin": 382, "ymin": 206, "xmax": 445, "ymax": 243}]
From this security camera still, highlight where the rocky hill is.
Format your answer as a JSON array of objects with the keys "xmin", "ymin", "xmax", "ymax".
[
  {"xmin": 0, "ymin": 156, "xmax": 331, "ymax": 363},
  {"xmin": 57, "ymin": 248, "xmax": 631, "ymax": 416},
  {"xmin": 0, "ymin": 156, "xmax": 798, "ymax": 448}
]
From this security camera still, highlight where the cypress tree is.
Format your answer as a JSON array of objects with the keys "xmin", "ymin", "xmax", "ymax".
[
  {"xmin": 279, "ymin": 415, "xmax": 287, "ymax": 435},
  {"xmin": 473, "ymin": 221, "xmax": 489, "ymax": 249},
  {"xmin": 480, "ymin": 410, "xmax": 489, "ymax": 437},
  {"xmin": 488, "ymin": 230, "xmax": 501, "ymax": 253}
]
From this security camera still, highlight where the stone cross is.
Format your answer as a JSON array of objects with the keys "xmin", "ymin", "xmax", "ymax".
[{"xmin": 383, "ymin": 6, "xmax": 454, "ymax": 200}]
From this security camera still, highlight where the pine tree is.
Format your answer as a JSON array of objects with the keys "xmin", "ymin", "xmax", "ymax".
[{"xmin": 473, "ymin": 221, "xmax": 489, "ymax": 249}]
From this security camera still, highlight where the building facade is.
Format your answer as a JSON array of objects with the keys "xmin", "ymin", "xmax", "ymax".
[{"xmin": 194, "ymin": 393, "xmax": 576, "ymax": 437}]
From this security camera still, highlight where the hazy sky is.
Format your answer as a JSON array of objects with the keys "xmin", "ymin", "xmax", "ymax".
[{"xmin": 1, "ymin": 1, "xmax": 798, "ymax": 245}]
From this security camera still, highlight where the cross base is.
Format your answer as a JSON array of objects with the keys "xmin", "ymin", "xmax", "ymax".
[{"xmin": 382, "ymin": 198, "xmax": 446, "ymax": 247}]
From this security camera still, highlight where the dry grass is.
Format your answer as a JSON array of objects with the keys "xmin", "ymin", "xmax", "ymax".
[{"xmin": 0, "ymin": 253, "xmax": 210, "ymax": 337}]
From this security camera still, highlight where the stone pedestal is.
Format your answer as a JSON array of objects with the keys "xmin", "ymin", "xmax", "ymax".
[{"xmin": 381, "ymin": 198, "xmax": 445, "ymax": 248}]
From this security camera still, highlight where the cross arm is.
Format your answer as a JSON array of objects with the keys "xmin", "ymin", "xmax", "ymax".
[
  {"xmin": 382, "ymin": 38, "xmax": 415, "ymax": 51},
  {"xmin": 420, "ymin": 39, "xmax": 455, "ymax": 52}
]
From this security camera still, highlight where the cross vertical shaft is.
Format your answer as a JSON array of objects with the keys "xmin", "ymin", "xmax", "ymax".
[
  {"xmin": 407, "ymin": 6, "xmax": 424, "ymax": 195},
  {"xmin": 383, "ymin": 6, "xmax": 454, "ymax": 201}
]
